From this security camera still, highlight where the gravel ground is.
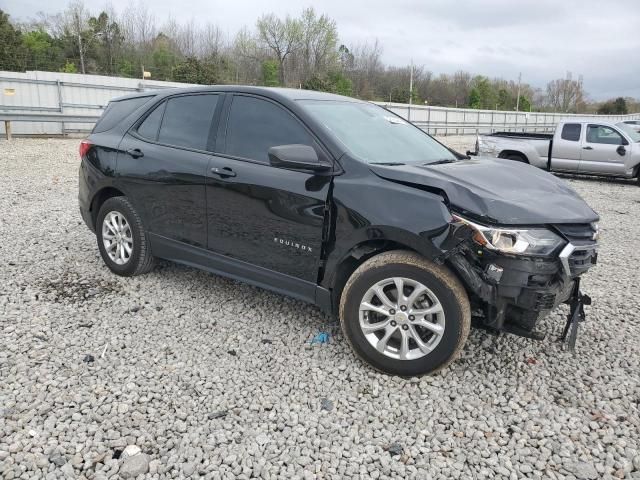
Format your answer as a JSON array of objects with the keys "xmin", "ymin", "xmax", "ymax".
[{"xmin": 1, "ymin": 138, "xmax": 639, "ymax": 480}]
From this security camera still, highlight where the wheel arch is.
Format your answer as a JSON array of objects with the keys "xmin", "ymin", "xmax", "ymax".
[
  {"xmin": 90, "ymin": 186, "xmax": 126, "ymax": 230},
  {"xmin": 498, "ymin": 150, "xmax": 529, "ymax": 163}
]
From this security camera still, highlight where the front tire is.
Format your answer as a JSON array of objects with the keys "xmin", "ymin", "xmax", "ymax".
[
  {"xmin": 96, "ymin": 196, "xmax": 155, "ymax": 277},
  {"xmin": 339, "ymin": 250, "xmax": 470, "ymax": 376}
]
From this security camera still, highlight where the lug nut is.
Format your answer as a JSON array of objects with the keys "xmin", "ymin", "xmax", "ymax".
[
  {"xmin": 400, "ymin": 305, "xmax": 407, "ymax": 311},
  {"xmin": 389, "ymin": 309, "xmax": 395, "ymax": 315},
  {"xmin": 390, "ymin": 320, "xmax": 397, "ymax": 326},
  {"xmin": 409, "ymin": 315, "xmax": 415, "ymax": 321},
  {"xmin": 402, "ymin": 325, "xmax": 409, "ymax": 330}
]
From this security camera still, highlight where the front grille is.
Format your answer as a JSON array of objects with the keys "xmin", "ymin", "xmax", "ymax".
[
  {"xmin": 555, "ymin": 224, "xmax": 598, "ymax": 277},
  {"xmin": 555, "ymin": 223, "xmax": 597, "ymax": 244}
]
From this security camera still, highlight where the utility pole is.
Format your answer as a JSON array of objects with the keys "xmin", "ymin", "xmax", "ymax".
[
  {"xmin": 75, "ymin": 12, "xmax": 85, "ymax": 74},
  {"xmin": 515, "ymin": 72, "xmax": 521, "ymax": 111},
  {"xmin": 408, "ymin": 59, "xmax": 414, "ymax": 122}
]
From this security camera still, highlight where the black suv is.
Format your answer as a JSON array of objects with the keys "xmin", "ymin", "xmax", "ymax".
[{"xmin": 79, "ymin": 86, "xmax": 599, "ymax": 376}]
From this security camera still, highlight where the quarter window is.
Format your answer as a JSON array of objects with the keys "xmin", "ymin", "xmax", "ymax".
[
  {"xmin": 586, "ymin": 125, "xmax": 624, "ymax": 145},
  {"xmin": 561, "ymin": 123, "xmax": 581, "ymax": 142},
  {"xmin": 225, "ymin": 95, "xmax": 314, "ymax": 162},
  {"xmin": 137, "ymin": 102, "xmax": 166, "ymax": 141},
  {"xmin": 157, "ymin": 95, "xmax": 219, "ymax": 150}
]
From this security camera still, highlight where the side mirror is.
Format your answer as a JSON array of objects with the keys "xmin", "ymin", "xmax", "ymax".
[
  {"xmin": 268, "ymin": 144, "xmax": 331, "ymax": 172},
  {"xmin": 616, "ymin": 145, "xmax": 626, "ymax": 156}
]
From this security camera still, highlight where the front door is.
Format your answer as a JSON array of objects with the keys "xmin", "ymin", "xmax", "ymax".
[
  {"xmin": 579, "ymin": 124, "xmax": 628, "ymax": 175},
  {"xmin": 117, "ymin": 93, "xmax": 221, "ymax": 247},
  {"xmin": 206, "ymin": 94, "xmax": 333, "ymax": 283}
]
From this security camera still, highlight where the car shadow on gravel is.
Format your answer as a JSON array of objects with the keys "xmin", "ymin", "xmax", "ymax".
[{"xmin": 553, "ymin": 172, "xmax": 637, "ymax": 186}]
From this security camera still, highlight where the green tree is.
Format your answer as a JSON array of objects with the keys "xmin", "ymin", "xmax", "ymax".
[
  {"xmin": 0, "ymin": 10, "xmax": 25, "ymax": 71},
  {"xmin": 468, "ymin": 87, "xmax": 481, "ymax": 109},
  {"xmin": 328, "ymin": 71, "xmax": 352, "ymax": 96},
  {"xmin": 23, "ymin": 30, "xmax": 65, "ymax": 71},
  {"xmin": 261, "ymin": 59, "xmax": 280, "ymax": 86},
  {"xmin": 61, "ymin": 60, "xmax": 77, "ymax": 73},
  {"xmin": 614, "ymin": 97, "xmax": 628, "ymax": 114},
  {"xmin": 518, "ymin": 95, "xmax": 531, "ymax": 112},
  {"xmin": 88, "ymin": 12, "xmax": 123, "ymax": 74},
  {"xmin": 472, "ymin": 76, "xmax": 496, "ymax": 109},
  {"xmin": 150, "ymin": 41, "xmax": 179, "ymax": 80},
  {"xmin": 171, "ymin": 57, "xmax": 219, "ymax": 84}
]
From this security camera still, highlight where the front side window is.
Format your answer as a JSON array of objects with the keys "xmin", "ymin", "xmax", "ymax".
[
  {"xmin": 561, "ymin": 123, "xmax": 581, "ymax": 142},
  {"xmin": 299, "ymin": 100, "xmax": 456, "ymax": 165},
  {"xmin": 586, "ymin": 125, "xmax": 624, "ymax": 145},
  {"xmin": 157, "ymin": 94, "xmax": 219, "ymax": 150},
  {"xmin": 225, "ymin": 95, "xmax": 314, "ymax": 163}
]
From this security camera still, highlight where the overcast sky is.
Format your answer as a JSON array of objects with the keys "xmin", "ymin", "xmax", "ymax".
[{"xmin": 4, "ymin": 0, "xmax": 640, "ymax": 100}]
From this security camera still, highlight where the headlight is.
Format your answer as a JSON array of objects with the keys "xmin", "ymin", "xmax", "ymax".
[{"xmin": 452, "ymin": 214, "xmax": 565, "ymax": 256}]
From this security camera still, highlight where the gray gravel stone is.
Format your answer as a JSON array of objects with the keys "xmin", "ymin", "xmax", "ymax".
[
  {"xmin": 119, "ymin": 453, "xmax": 149, "ymax": 478},
  {"xmin": 0, "ymin": 138, "xmax": 639, "ymax": 479}
]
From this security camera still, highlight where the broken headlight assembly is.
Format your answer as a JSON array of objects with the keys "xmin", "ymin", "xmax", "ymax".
[{"xmin": 451, "ymin": 214, "xmax": 565, "ymax": 256}]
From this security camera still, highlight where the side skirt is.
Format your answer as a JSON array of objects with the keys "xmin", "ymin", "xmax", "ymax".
[{"xmin": 148, "ymin": 233, "xmax": 333, "ymax": 314}]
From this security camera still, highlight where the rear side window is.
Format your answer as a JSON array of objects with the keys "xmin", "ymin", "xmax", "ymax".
[
  {"xmin": 225, "ymin": 95, "xmax": 314, "ymax": 162},
  {"xmin": 93, "ymin": 96, "xmax": 152, "ymax": 133},
  {"xmin": 561, "ymin": 123, "xmax": 581, "ymax": 141},
  {"xmin": 137, "ymin": 102, "xmax": 166, "ymax": 141},
  {"xmin": 158, "ymin": 94, "xmax": 219, "ymax": 150}
]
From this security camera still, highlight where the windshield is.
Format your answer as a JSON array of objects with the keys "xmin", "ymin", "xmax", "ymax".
[
  {"xmin": 299, "ymin": 100, "xmax": 457, "ymax": 165},
  {"xmin": 616, "ymin": 122, "xmax": 640, "ymax": 142}
]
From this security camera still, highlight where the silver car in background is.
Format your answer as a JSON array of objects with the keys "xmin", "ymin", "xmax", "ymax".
[{"xmin": 474, "ymin": 119, "xmax": 640, "ymax": 184}]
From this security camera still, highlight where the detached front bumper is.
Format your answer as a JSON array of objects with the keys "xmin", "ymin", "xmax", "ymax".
[{"xmin": 447, "ymin": 236, "xmax": 597, "ymax": 336}]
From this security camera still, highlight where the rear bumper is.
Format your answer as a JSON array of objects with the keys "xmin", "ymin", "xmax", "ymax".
[
  {"xmin": 449, "ymin": 242, "xmax": 597, "ymax": 335},
  {"xmin": 78, "ymin": 162, "xmax": 95, "ymax": 232}
]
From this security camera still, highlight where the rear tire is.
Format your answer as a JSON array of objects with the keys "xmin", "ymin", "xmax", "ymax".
[
  {"xmin": 339, "ymin": 250, "xmax": 470, "ymax": 376},
  {"xmin": 96, "ymin": 196, "xmax": 155, "ymax": 277}
]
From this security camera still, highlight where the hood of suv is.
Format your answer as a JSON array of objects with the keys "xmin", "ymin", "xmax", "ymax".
[{"xmin": 369, "ymin": 157, "xmax": 599, "ymax": 225}]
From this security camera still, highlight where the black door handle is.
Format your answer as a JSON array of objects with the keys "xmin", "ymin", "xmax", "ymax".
[
  {"xmin": 126, "ymin": 148, "xmax": 144, "ymax": 158},
  {"xmin": 210, "ymin": 166, "xmax": 236, "ymax": 178},
  {"xmin": 582, "ymin": 146, "xmax": 593, "ymax": 150}
]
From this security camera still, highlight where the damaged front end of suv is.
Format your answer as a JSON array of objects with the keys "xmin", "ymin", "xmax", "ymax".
[{"xmin": 440, "ymin": 214, "xmax": 598, "ymax": 344}]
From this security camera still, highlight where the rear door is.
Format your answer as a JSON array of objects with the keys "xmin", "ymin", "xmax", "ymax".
[
  {"xmin": 117, "ymin": 93, "xmax": 222, "ymax": 247},
  {"xmin": 550, "ymin": 123, "xmax": 582, "ymax": 172},
  {"xmin": 579, "ymin": 124, "xmax": 628, "ymax": 175},
  {"xmin": 205, "ymin": 93, "xmax": 333, "ymax": 285}
]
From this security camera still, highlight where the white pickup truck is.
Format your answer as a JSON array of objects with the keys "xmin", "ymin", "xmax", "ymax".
[{"xmin": 473, "ymin": 119, "xmax": 640, "ymax": 184}]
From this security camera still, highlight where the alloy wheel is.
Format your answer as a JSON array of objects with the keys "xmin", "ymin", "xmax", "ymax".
[
  {"xmin": 359, "ymin": 277, "xmax": 446, "ymax": 360},
  {"xmin": 102, "ymin": 211, "xmax": 133, "ymax": 265}
]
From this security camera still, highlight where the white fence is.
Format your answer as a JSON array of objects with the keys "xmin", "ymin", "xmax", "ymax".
[
  {"xmin": 1, "ymin": 70, "xmax": 639, "ymax": 136},
  {"xmin": 381, "ymin": 103, "xmax": 640, "ymax": 136}
]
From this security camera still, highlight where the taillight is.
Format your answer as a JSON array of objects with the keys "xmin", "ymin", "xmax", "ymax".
[{"xmin": 79, "ymin": 140, "xmax": 92, "ymax": 159}]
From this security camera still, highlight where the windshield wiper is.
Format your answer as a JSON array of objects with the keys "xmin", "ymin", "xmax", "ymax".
[
  {"xmin": 425, "ymin": 158, "xmax": 458, "ymax": 166},
  {"xmin": 426, "ymin": 159, "xmax": 457, "ymax": 165},
  {"xmin": 370, "ymin": 162, "xmax": 405, "ymax": 166}
]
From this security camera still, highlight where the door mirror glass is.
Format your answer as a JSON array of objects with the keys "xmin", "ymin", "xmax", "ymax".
[{"xmin": 268, "ymin": 144, "xmax": 330, "ymax": 171}]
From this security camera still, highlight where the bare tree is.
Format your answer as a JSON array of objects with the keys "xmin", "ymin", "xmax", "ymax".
[
  {"xmin": 299, "ymin": 7, "xmax": 338, "ymax": 82},
  {"xmin": 199, "ymin": 23, "xmax": 224, "ymax": 59},
  {"xmin": 256, "ymin": 13, "xmax": 302, "ymax": 85},
  {"xmin": 546, "ymin": 74, "xmax": 585, "ymax": 113},
  {"xmin": 64, "ymin": 0, "xmax": 90, "ymax": 73}
]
